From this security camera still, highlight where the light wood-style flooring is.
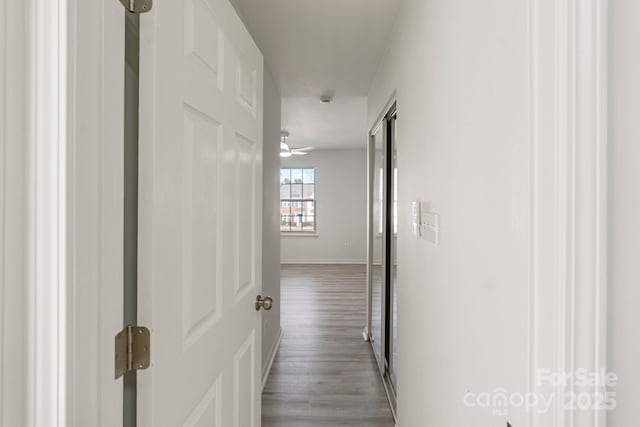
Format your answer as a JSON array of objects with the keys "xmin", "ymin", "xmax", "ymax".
[{"xmin": 262, "ymin": 264, "xmax": 395, "ymax": 427}]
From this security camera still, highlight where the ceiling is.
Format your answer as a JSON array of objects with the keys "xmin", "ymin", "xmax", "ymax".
[
  {"xmin": 230, "ymin": 0, "xmax": 400, "ymax": 149},
  {"xmin": 231, "ymin": 0, "xmax": 401, "ymax": 97},
  {"xmin": 282, "ymin": 97, "xmax": 368, "ymax": 150}
]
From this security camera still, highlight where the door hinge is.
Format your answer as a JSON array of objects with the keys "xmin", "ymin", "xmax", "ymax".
[
  {"xmin": 119, "ymin": 0, "xmax": 152, "ymax": 13},
  {"xmin": 115, "ymin": 325, "xmax": 151, "ymax": 379}
]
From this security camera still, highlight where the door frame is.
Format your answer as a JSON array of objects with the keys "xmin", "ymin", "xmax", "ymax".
[{"xmin": 65, "ymin": 0, "xmax": 125, "ymax": 425}]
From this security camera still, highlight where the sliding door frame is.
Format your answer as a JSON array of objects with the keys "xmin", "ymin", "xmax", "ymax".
[{"xmin": 366, "ymin": 99, "xmax": 398, "ymax": 421}]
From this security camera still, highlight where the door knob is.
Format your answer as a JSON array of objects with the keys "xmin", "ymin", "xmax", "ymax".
[{"xmin": 255, "ymin": 295, "xmax": 273, "ymax": 311}]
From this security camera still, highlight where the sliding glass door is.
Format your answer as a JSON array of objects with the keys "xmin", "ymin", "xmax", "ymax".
[{"xmin": 367, "ymin": 104, "xmax": 398, "ymax": 413}]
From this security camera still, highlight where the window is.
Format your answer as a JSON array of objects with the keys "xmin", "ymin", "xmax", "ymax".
[{"xmin": 281, "ymin": 168, "xmax": 316, "ymax": 232}]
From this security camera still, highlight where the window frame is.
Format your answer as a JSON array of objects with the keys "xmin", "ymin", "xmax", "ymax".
[{"xmin": 280, "ymin": 167, "xmax": 317, "ymax": 234}]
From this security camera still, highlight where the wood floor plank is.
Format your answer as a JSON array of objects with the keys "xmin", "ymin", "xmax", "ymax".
[{"xmin": 262, "ymin": 264, "xmax": 395, "ymax": 427}]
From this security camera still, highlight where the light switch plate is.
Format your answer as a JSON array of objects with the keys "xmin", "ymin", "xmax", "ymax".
[
  {"xmin": 411, "ymin": 201, "xmax": 421, "ymax": 237},
  {"xmin": 420, "ymin": 206, "xmax": 439, "ymax": 244}
]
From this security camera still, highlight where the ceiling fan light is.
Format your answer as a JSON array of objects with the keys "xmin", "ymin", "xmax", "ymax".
[{"xmin": 280, "ymin": 151, "xmax": 292, "ymax": 158}]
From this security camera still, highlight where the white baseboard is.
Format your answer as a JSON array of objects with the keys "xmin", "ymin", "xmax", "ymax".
[
  {"xmin": 261, "ymin": 327, "xmax": 284, "ymax": 392},
  {"xmin": 280, "ymin": 259, "xmax": 366, "ymax": 265}
]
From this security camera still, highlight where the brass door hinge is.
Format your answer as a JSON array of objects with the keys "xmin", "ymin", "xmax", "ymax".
[
  {"xmin": 115, "ymin": 325, "xmax": 150, "ymax": 379},
  {"xmin": 118, "ymin": 0, "xmax": 152, "ymax": 13}
]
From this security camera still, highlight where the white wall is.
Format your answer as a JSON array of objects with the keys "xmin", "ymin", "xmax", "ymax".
[
  {"xmin": 607, "ymin": 0, "xmax": 640, "ymax": 423},
  {"xmin": 262, "ymin": 67, "xmax": 282, "ymax": 376},
  {"xmin": 369, "ymin": 0, "xmax": 616, "ymax": 425},
  {"xmin": 368, "ymin": 0, "xmax": 530, "ymax": 425},
  {"xmin": 281, "ymin": 149, "xmax": 367, "ymax": 264}
]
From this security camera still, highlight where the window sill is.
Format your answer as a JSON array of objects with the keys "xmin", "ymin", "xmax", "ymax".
[{"xmin": 281, "ymin": 232, "xmax": 319, "ymax": 238}]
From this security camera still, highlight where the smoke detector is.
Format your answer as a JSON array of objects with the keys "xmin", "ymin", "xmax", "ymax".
[{"xmin": 320, "ymin": 95, "xmax": 333, "ymax": 104}]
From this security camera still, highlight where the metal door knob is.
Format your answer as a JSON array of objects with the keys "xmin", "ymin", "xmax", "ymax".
[{"xmin": 255, "ymin": 295, "xmax": 273, "ymax": 311}]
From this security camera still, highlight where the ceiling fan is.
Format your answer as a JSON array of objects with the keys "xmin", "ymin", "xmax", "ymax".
[{"xmin": 280, "ymin": 131, "xmax": 314, "ymax": 157}]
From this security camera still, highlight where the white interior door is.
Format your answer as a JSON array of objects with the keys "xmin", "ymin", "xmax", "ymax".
[{"xmin": 138, "ymin": 0, "xmax": 264, "ymax": 425}]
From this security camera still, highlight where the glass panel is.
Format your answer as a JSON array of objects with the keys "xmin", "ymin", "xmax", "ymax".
[
  {"xmin": 291, "ymin": 200, "xmax": 304, "ymax": 233},
  {"xmin": 302, "ymin": 201, "xmax": 315, "ymax": 232},
  {"xmin": 280, "ymin": 202, "xmax": 292, "ymax": 232},
  {"xmin": 302, "ymin": 184, "xmax": 315, "ymax": 199},
  {"xmin": 291, "ymin": 210, "xmax": 303, "ymax": 231},
  {"xmin": 302, "ymin": 214, "xmax": 315, "ymax": 232},
  {"xmin": 280, "ymin": 168, "xmax": 291, "ymax": 185},
  {"xmin": 280, "ymin": 184, "xmax": 291, "ymax": 199},
  {"xmin": 291, "ymin": 168, "xmax": 303, "ymax": 184},
  {"xmin": 302, "ymin": 168, "xmax": 315, "ymax": 184},
  {"xmin": 291, "ymin": 183, "xmax": 303, "ymax": 199}
]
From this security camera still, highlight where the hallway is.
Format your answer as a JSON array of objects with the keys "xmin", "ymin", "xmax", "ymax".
[
  {"xmin": 262, "ymin": 265, "xmax": 394, "ymax": 426},
  {"xmin": 2, "ymin": 0, "xmax": 633, "ymax": 425}
]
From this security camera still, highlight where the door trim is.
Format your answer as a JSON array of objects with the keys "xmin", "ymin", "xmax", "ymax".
[
  {"xmin": 3, "ymin": 1, "xmax": 126, "ymax": 425},
  {"xmin": 32, "ymin": 1, "xmax": 69, "ymax": 424},
  {"xmin": 527, "ymin": 1, "xmax": 608, "ymax": 426},
  {"xmin": 65, "ymin": 1, "xmax": 125, "ymax": 425},
  {"xmin": 2, "ymin": 0, "xmax": 74, "ymax": 424}
]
